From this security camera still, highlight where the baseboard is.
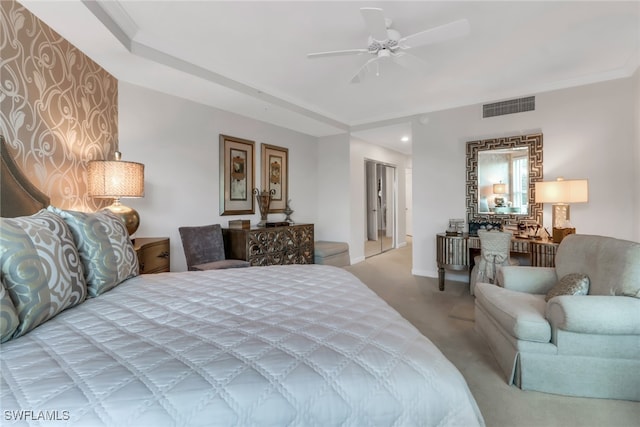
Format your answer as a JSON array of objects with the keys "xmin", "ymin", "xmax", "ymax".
[
  {"xmin": 412, "ymin": 268, "xmax": 438, "ymax": 278},
  {"xmin": 350, "ymin": 256, "xmax": 365, "ymax": 264},
  {"xmin": 412, "ymin": 269, "xmax": 469, "ymax": 283},
  {"xmin": 397, "ymin": 242, "xmax": 407, "ymax": 248}
]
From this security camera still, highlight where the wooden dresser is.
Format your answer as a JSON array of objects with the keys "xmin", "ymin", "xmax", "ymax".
[
  {"xmin": 223, "ymin": 224, "xmax": 314, "ymax": 266},
  {"xmin": 134, "ymin": 237, "xmax": 170, "ymax": 274}
]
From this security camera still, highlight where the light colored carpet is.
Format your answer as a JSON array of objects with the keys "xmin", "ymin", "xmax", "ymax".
[
  {"xmin": 345, "ymin": 242, "xmax": 640, "ymax": 427},
  {"xmin": 449, "ymin": 299, "xmax": 476, "ymax": 322}
]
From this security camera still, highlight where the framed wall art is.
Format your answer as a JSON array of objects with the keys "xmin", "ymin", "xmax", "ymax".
[
  {"xmin": 220, "ymin": 134, "xmax": 255, "ymax": 215},
  {"xmin": 261, "ymin": 143, "xmax": 288, "ymax": 213}
]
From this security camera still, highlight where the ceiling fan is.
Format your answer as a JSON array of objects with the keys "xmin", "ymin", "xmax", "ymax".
[{"xmin": 307, "ymin": 8, "xmax": 470, "ymax": 83}]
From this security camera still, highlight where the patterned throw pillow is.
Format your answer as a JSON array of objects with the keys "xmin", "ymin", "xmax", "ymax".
[
  {"xmin": 0, "ymin": 282, "xmax": 20, "ymax": 343},
  {"xmin": 545, "ymin": 273, "xmax": 590, "ymax": 302},
  {"xmin": 48, "ymin": 207, "xmax": 139, "ymax": 297},
  {"xmin": 0, "ymin": 210, "xmax": 87, "ymax": 338}
]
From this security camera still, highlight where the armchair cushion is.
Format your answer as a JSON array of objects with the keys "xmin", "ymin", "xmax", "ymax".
[
  {"xmin": 545, "ymin": 273, "xmax": 589, "ymax": 302},
  {"xmin": 546, "ymin": 295, "xmax": 640, "ymax": 335},
  {"xmin": 475, "ymin": 282, "xmax": 550, "ymax": 342},
  {"xmin": 498, "ymin": 266, "xmax": 558, "ymax": 294},
  {"xmin": 555, "ymin": 235, "xmax": 640, "ymax": 298}
]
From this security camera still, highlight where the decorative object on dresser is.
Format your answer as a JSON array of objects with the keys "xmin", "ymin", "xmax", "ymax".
[
  {"xmin": 223, "ymin": 223, "xmax": 314, "ymax": 266},
  {"xmin": 535, "ymin": 177, "xmax": 589, "ymax": 243},
  {"xmin": 134, "ymin": 237, "xmax": 170, "ymax": 274},
  {"xmin": 266, "ymin": 221, "xmax": 289, "ymax": 227},
  {"xmin": 261, "ymin": 143, "xmax": 288, "ymax": 213},
  {"xmin": 436, "ymin": 232, "xmax": 558, "ymax": 291},
  {"xmin": 220, "ymin": 134, "xmax": 255, "ymax": 215},
  {"xmin": 446, "ymin": 218, "xmax": 465, "ymax": 236},
  {"xmin": 254, "ymin": 188, "xmax": 275, "ymax": 227},
  {"xmin": 283, "ymin": 199, "xmax": 294, "ymax": 223},
  {"xmin": 179, "ymin": 224, "xmax": 250, "ymax": 271},
  {"xmin": 87, "ymin": 151, "xmax": 145, "ymax": 235},
  {"xmin": 468, "ymin": 219, "xmax": 502, "ymax": 236}
]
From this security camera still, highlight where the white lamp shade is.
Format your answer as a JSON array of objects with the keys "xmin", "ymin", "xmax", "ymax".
[
  {"xmin": 492, "ymin": 183, "xmax": 507, "ymax": 194},
  {"xmin": 88, "ymin": 158, "xmax": 144, "ymax": 198},
  {"xmin": 535, "ymin": 178, "xmax": 588, "ymax": 203}
]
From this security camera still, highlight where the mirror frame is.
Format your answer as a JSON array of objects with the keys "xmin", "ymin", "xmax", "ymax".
[{"xmin": 466, "ymin": 133, "xmax": 543, "ymax": 225}]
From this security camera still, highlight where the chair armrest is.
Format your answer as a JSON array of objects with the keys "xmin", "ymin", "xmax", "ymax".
[
  {"xmin": 546, "ymin": 296, "xmax": 640, "ymax": 335},
  {"xmin": 498, "ymin": 266, "xmax": 558, "ymax": 294}
]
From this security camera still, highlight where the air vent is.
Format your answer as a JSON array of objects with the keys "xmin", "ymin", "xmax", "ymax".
[{"xmin": 483, "ymin": 96, "xmax": 535, "ymax": 118}]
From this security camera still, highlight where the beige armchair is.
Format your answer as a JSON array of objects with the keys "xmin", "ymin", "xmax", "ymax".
[{"xmin": 474, "ymin": 234, "xmax": 640, "ymax": 400}]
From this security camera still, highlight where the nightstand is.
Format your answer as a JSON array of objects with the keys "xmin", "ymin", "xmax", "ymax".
[{"xmin": 134, "ymin": 237, "xmax": 170, "ymax": 274}]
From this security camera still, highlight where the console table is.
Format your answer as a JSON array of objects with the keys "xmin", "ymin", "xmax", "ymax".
[
  {"xmin": 436, "ymin": 233, "xmax": 558, "ymax": 291},
  {"xmin": 223, "ymin": 224, "xmax": 314, "ymax": 266}
]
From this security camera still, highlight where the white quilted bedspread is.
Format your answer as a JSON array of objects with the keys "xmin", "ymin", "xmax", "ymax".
[{"xmin": 1, "ymin": 265, "xmax": 484, "ymax": 426}]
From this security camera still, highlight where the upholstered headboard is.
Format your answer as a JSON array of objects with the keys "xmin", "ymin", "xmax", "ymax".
[{"xmin": 1, "ymin": 136, "xmax": 50, "ymax": 217}]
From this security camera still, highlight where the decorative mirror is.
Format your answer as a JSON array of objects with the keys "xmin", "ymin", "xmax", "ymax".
[{"xmin": 466, "ymin": 133, "xmax": 543, "ymax": 224}]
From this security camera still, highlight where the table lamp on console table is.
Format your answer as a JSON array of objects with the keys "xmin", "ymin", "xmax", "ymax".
[{"xmin": 535, "ymin": 177, "xmax": 588, "ymax": 243}]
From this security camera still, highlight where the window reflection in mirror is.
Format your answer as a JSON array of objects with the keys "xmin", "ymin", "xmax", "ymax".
[{"xmin": 477, "ymin": 148, "xmax": 528, "ymax": 215}]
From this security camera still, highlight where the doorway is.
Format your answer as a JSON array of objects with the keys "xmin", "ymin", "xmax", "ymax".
[{"xmin": 365, "ymin": 160, "xmax": 396, "ymax": 258}]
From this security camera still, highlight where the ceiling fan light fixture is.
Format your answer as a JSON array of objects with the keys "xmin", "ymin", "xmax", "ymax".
[{"xmin": 307, "ymin": 8, "xmax": 470, "ymax": 84}]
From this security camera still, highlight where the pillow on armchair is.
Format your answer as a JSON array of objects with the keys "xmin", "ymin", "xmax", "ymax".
[{"xmin": 545, "ymin": 273, "xmax": 590, "ymax": 302}]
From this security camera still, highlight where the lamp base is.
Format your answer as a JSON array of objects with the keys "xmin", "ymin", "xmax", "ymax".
[
  {"xmin": 106, "ymin": 200, "xmax": 140, "ymax": 235},
  {"xmin": 551, "ymin": 203, "xmax": 570, "ymax": 228}
]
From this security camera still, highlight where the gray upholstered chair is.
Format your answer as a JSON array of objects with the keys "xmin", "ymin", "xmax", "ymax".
[
  {"xmin": 469, "ymin": 230, "xmax": 518, "ymax": 295},
  {"xmin": 475, "ymin": 234, "xmax": 640, "ymax": 400},
  {"xmin": 179, "ymin": 224, "xmax": 250, "ymax": 271}
]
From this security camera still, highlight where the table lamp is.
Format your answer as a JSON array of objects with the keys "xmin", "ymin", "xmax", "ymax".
[
  {"xmin": 535, "ymin": 177, "xmax": 588, "ymax": 241},
  {"xmin": 88, "ymin": 151, "xmax": 145, "ymax": 235},
  {"xmin": 493, "ymin": 182, "xmax": 507, "ymax": 207}
]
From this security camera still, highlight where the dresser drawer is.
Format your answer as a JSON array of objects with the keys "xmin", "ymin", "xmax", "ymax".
[
  {"xmin": 223, "ymin": 224, "xmax": 314, "ymax": 266},
  {"xmin": 134, "ymin": 238, "xmax": 170, "ymax": 274}
]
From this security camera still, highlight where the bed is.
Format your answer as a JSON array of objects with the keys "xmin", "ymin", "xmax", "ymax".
[{"xmin": 1, "ymin": 138, "xmax": 484, "ymax": 426}]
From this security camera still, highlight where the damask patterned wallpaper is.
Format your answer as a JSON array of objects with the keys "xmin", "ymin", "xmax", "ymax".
[{"xmin": 0, "ymin": 0, "xmax": 117, "ymax": 211}]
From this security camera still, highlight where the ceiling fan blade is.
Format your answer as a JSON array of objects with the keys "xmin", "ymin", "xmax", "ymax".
[
  {"xmin": 360, "ymin": 8, "xmax": 389, "ymax": 41},
  {"xmin": 391, "ymin": 52, "xmax": 430, "ymax": 74},
  {"xmin": 307, "ymin": 49, "xmax": 369, "ymax": 59},
  {"xmin": 399, "ymin": 19, "xmax": 470, "ymax": 49},
  {"xmin": 350, "ymin": 57, "xmax": 379, "ymax": 84}
]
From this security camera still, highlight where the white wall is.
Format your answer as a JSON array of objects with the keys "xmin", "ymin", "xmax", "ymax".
[
  {"xmin": 350, "ymin": 138, "xmax": 410, "ymax": 264},
  {"xmin": 119, "ymin": 82, "xmax": 318, "ymax": 272},
  {"xmin": 634, "ymin": 69, "xmax": 640, "ymax": 242},
  {"xmin": 413, "ymin": 75, "xmax": 639, "ymax": 279},
  {"xmin": 316, "ymin": 133, "xmax": 351, "ymax": 245}
]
